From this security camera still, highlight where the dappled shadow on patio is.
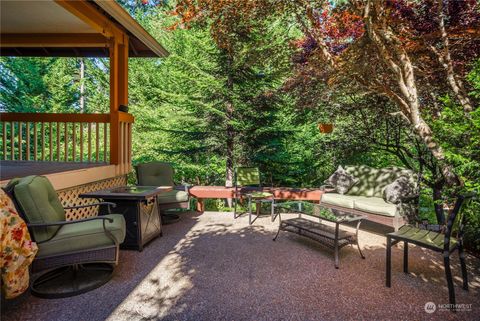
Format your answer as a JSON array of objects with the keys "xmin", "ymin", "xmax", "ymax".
[{"xmin": 2, "ymin": 212, "xmax": 480, "ymax": 321}]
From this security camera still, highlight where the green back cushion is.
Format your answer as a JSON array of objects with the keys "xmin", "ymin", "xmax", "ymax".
[
  {"xmin": 236, "ymin": 167, "xmax": 260, "ymax": 187},
  {"xmin": 136, "ymin": 162, "xmax": 174, "ymax": 186},
  {"xmin": 345, "ymin": 165, "xmax": 417, "ymax": 197},
  {"xmin": 13, "ymin": 176, "xmax": 65, "ymax": 242}
]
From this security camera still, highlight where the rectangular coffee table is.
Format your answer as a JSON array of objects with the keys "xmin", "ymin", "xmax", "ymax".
[
  {"xmin": 273, "ymin": 201, "xmax": 365, "ymax": 268},
  {"xmin": 80, "ymin": 186, "xmax": 172, "ymax": 251}
]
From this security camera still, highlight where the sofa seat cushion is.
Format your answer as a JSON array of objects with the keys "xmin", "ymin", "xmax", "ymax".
[
  {"xmin": 321, "ymin": 194, "xmax": 363, "ymax": 209},
  {"xmin": 157, "ymin": 190, "xmax": 189, "ymax": 204},
  {"xmin": 354, "ymin": 197, "xmax": 397, "ymax": 217},
  {"xmin": 37, "ymin": 214, "xmax": 126, "ymax": 258}
]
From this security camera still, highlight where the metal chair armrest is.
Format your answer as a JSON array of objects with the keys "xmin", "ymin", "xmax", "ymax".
[
  {"xmin": 28, "ymin": 217, "xmax": 116, "ymax": 245},
  {"xmin": 27, "ymin": 216, "xmax": 114, "ymax": 228}
]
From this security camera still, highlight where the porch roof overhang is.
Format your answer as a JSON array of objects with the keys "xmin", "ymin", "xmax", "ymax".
[{"xmin": 0, "ymin": 0, "xmax": 169, "ymax": 58}]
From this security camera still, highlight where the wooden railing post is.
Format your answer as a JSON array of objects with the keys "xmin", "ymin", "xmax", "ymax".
[
  {"xmin": 18, "ymin": 121, "xmax": 22, "ymax": 160},
  {"xmin": 26, "ymin": 122, "xmax": 30, "ymax": 160},
  {"xmin": 2, "ymin": 122, "xmax": 7, "ymax": 160},
  {"xmin": 109, "ymin": 112, "xmax": 120, "ymax": 165},
  {"xmin": 10, "ymin": 121, "xmax": 13, "ymax": 160},
  {"xmin": 33, "ymin": 122, "xmax": 38, "ymax": 161}
]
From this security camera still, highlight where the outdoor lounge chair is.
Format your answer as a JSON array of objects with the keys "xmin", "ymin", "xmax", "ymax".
[
  {"xmin": 386, "ymin": 193, "xmax": 475, "ymax": 311},
  {"xmin": 233, "ymin": 167, "xmax": 275, "ymax": 225},
  {"xmin": 135, "ymin": 162, "xmax": 190, "ymax": 224},
  {"xmin": 6, "ymin": 175, "xmax": 126, "ymax": 298}
]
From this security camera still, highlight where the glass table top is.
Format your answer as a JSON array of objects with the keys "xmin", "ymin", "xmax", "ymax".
[{"xmin": 275, "ymin": 201, "xmax": 364, "ymax": 223}]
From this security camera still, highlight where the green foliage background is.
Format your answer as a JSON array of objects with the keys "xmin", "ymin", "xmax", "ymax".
[{"xmin": 0, "ymin": 4, "xmax": 478, "ymax": 251}]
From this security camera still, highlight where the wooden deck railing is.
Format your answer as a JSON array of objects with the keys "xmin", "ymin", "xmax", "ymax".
[
  {"xmin": 0, "ymin": 112, "xmax": 134, "ymax": 175},
  {"xmin": 115, "ymin": 112, "xmax": 134, "ymax": 174}
]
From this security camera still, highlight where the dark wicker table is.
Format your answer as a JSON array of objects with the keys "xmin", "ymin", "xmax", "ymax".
[
  {"xmin": 80, "ymin": 186, "xmax": 172, "ymax": 251},
  {"xmin": 273, "ymin": 202, "xmax": 365, "ymax": 268}
]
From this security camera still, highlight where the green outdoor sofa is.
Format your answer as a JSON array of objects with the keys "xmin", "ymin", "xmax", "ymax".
[{"xmin": 320, "ymin": 165, "xmax": 419, "ymax": 231}]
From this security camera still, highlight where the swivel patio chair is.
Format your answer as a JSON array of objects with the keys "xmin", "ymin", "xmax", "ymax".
[
  {"xmin": 386, "ymin": 193, "xmax": 475, "ymax": 311},
  {"xmin": 135, "ymin": 162, "xmax": 190, "ymax": 224},
  {"xmin": 233, "ymin": 167, "xmax": 275, "ymax": 225},
  {"xmin": 6, "ymin": 175, "xmax": 126, "ymax": 298}
]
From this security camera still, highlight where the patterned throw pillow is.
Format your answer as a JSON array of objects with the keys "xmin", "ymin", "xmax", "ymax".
[
  {"xmin": 0, "ymin": 188, "xmax": 38, "ymax": 299},
  {"xmin": 326, "ymin": 166, "xmax": 359, "ymax": 195},
  {"xmin": 382, "ymin": 176, "xmax": 414, "ymax": 204}
]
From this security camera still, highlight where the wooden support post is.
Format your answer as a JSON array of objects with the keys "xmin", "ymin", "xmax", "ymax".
[
  {"xmin": 109, "ymin": 35, "xmax": 129, "ymax": 168},
  {"xmin": 118, "ymin": 38, "xmax": 129, "ymax": 106},
  {"xmin": 109, "ymin": 39, "xmax": 120, "ymax": 165}
]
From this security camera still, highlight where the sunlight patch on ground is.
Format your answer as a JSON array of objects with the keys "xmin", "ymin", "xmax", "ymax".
[{"xmin": 105, "ymin": 231, "xmax": 200, "ymax": 320}]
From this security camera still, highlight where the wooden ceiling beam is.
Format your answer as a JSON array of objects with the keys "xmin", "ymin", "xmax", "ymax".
[
  {"xmin": 54, "ymin": 0, "xmax": 126, "ymax": 43},
  {"xmin": 0, "ymin": 33, "xmax": 108, "ymax": 48}
]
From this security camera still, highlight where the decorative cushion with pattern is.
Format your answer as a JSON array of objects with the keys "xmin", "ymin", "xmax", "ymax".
[
  {"xmin": 0, "ymin": 188, "xmax": 38, "ymax": 299},
  {"xmin": 326, "ymin": 166, "xmax": 359, "ymax": 195},
  {"xmin": 382, "ymin": 176, "xmax": 414, "ymax": 204}
]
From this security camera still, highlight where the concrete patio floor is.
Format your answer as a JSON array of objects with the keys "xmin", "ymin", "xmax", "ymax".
[{"xmin": 2, "ymin": 211, "xmax": 480, "ymax": 321}]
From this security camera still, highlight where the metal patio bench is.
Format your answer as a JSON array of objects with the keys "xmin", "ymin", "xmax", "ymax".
[{"xmin": 386, "ymin": 193, "xmax": 475, "ymax": 312}]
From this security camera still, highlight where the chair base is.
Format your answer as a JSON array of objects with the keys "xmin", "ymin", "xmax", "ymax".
[
  {"xmin": 161, "ymin": 212, "xmax": 181, "ymax": 225},
  {"xmin": 31, "ymin": 263, "xmax": 114, "ymax": 299}
]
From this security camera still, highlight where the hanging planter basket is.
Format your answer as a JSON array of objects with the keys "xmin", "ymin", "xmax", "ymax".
[{"xmin": 318, "ymin": 123, "xmax": 333, "ymax": 133}]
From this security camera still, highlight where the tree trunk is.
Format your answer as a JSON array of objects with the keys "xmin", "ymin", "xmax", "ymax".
[
  {"xmin": 433, "ymin": 183, "xmax": 445, "ymax": 225},
  {"xmin": 362, "ymin": 0, "xmax": 460, "ymax": 187},
  {"xmin": 410, "ymin": 115, "xmax": 459, "ymax": 187},
  {"xmin": 224, "ymin": 53, "xmax": 235, "ymax": 207},
  {"xmin": 434, "ymin": 0, "xmax": 473, "ymax": 114},
  {"xmin": 79, "ymin": 58, "xmax": 85, "ymax": 113}
]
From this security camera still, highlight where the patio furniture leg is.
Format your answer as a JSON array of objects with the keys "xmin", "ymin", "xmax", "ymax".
[
  {"xmin": 458, "ymin": 245, "xmax": 469, "ymax": 291},
  {"xmin": 270, "ymin": 199, "xmax": 276, "ymax": 222},
  {"xmin": 355, "ymin": 220, "xmax": 365, "ymax": 259},
  {"xmin": 403, "ymin": 241, "xmax": 408, "ymax": 274},
  {"xmin": 233, "ymin": 197, "xmax": 237, "ymax": 219},
  {"xmin": 334, "ymin": 223, "xmax": 340, "ymax": 269},
  {"xmin": 444, "ymin": 254, "xmax": 456, "ymax": 310},
  {"xmin": 273, "ymin": 223, "xmax": 282, "ymax": 241},
  {"xmin": 248, "ymin": 197, "xmax": 253, "ymax": 225},
  {"xmin": 386, "ymin": 236, "xmax": 392, "ymax": 287}
]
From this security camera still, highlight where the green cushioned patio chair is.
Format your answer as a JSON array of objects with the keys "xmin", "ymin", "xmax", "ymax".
[
  {"xmin": 6, "ymin": 175, "xmax": 126, "ymax": 299},
  {"xmin": 233, "ymin": 167, "xmax": 275, "ymax": 225},
  {"xmin": 386, "ymin": 193, "xmax": 475, "ymax": 312},
  {"xmin": 135, "ymin": 162, "xmax": 190, "ymax": 224}
]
